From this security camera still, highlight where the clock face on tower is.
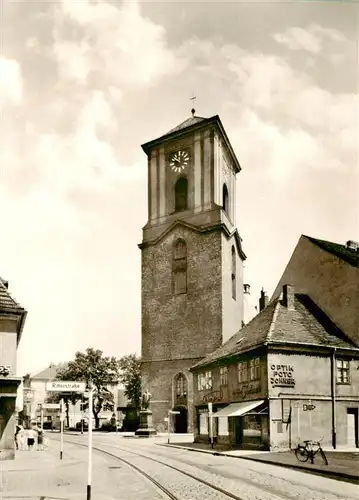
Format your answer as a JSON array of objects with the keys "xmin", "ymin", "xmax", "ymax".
[{"xmin": 169, "ymin": 150, "xmax": 190, "ymax": 173}]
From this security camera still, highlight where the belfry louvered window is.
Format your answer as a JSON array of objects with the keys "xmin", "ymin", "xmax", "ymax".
[{"xmin": 175, "ymin": 177, "xmax": 188, "ymax": 212}]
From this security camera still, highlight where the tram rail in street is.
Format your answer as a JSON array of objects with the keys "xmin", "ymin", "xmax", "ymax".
[{"xmin": 60, "ymin": 436, "xmax": 251, "ymax": 500}]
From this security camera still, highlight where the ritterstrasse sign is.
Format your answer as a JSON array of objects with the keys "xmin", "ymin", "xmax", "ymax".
[{"xmin": 46, "ymin": 381, "xmax": 86, "ymax": 392}]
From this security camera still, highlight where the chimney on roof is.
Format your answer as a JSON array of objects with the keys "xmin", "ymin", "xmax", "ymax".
[
  {"xmin": 0, "ymin": 278, "xmax": 9, "ymax": 289},
  {"xmin": 243, "ymin": 284, "xmax": 250, "ymax": 294},
  {"xmin": 346, "ymin": 240, "xmax": 359, "ymax": 252},
  {"xmin": 259, "ymin": 288, "xmax": 268, "ymax": 312},
  {"xmin": 282, "ymin": 284, "xmax": 295, "ymax": 310}
]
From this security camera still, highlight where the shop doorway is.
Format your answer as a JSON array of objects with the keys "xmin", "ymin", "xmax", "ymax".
[
  {"xmin": 173, "ymin": 406, "xmax": 187, "ymax": 433},
  {"xmin": 235, "ymin": 417, "xmax": 243, "ymax": 445},
  {"xmin": 347, "ymin": 409, "xmax": 358, "ymax": 447}
]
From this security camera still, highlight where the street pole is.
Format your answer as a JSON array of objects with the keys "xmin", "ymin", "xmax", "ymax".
[
  {"xmin": 167, "ymin": 411, "xmax": 171, "ymax": 444},
  {"xmin": 60, "ymin": 398, "xmax": 64, "ymax": 460},
  {"xmin": 87, "ymin": 382, "xmax": 93, "ymax": 500},
  {"xmin": 81, "ymin": 395, "xmax": 84, "ymax": 435},
  {"xmin": 40, "ymin": 406, "xmax": 44, "ymax": 431},
  {"xmin": 208, "ymin": 402, "xmax": 213, "ymax": 449}
]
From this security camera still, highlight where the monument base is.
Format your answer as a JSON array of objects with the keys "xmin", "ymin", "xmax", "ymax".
[{"xmin": 135, "ymin": 410, "xmax": 157, "ymax": 437}]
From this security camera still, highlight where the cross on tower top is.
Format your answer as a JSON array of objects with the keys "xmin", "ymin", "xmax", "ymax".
[{"xmin": 190, "ymin": 93, "xmax": 196, "ymax": 116}]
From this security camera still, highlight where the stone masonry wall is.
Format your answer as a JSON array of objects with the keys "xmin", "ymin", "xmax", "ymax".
[{"xmin": 141, "ymin": 226, "xmax": 224, "ymax": 363}]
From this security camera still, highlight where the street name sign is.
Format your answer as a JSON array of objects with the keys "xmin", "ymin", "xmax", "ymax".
[
  {"xmin": 46, "ymin": 381, "xmax": 86, "ymax": 392},
  {"xmin": 42, "ymin": 403, "xmax": 61, "ymax": 409}
]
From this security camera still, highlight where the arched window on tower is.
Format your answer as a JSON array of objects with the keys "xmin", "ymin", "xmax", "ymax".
[
  {"xmin": 231, "ymin": 245, "xmax": 236, "ymax": 300},
  {"xmin": 172, "ymin": 239, "xmax": 187, "ymax": 294},
  {"xmin": 223, "ymin": 183, "xmax": 229, "ymax": 215},
  {"xmin": 175, "ymin": 373, "xmax": 187, "ymax": 398},
  {"xmin": 175, "ymin": 177, "xmax": 188, "ymax": 212}
]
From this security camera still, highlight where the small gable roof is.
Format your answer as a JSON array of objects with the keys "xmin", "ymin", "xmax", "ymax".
[
  {"xmin": 191, "ymin": 291, "xmax": 358, "ymax": 370},
  {"xmin": 304, "ymin": 236, "xmax": 359, "ymax": 268},
  {"xmin": 31, "ymin": 363, "xmax": 66, "ymax": 380},
  {"xmin": 0, "ymin": 277, "xmax": 27, "ymax": 343},
  {"xmin": 0, "ymin": 277, "xmax": 25, "ymax": 313}
]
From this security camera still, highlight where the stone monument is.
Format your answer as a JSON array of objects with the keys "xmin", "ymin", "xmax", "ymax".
[{"xmin": 135, "ymin": 390, "xmax": 157, "ymax": 436}]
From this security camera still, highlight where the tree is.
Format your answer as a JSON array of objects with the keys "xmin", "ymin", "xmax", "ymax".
[
  {"xmin": 56, "ymin": 348, "xmax": 120, "ymax": 429},
  {"xmin": 118, "ymin": 354, "xmax": 141, "ymax": 411}
]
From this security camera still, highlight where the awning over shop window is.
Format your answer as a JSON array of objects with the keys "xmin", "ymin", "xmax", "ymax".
[{"xmin": 213, "ymin": 400, "xmax": 265, "ymax": 418}]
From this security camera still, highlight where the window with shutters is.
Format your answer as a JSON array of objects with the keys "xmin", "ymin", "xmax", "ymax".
[
  {"xmin": 249, "ymin": 357, "xmax": 260, "ymax": 381},
  {"xmin": 220, "ymin": 366, "xmax": 228, "ymax": 386},
  {"xmin": 237, "ymin": 362, "xmax": 248, "ymax": 383},
  {"xmin": 336, "ymin": 359, "xmax": 350, "ymax": 384}
]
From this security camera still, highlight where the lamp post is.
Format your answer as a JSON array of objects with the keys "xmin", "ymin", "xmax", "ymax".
[
  {"xmin": 208, "ymin": 402, "xmax": 213, "ymax": 449},
  {"xmin": 87, "ymin": 381, "xmax": 93, "ymax": 500}
]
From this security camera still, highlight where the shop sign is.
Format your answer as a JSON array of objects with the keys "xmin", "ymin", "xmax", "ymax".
[
  {"xmin": 270, "ymin": 364, "xmax": 295, "ymax": 388},
  {"xmin": 0, "ymin": 365, "xmax": 11, "ymax": 376},
  {"xmin": 303, "ymin": 404, "xmax": 316, "ymax": 412},
  {"xmin": 23, "ymin": 388, "xmax": 33, "ymax": 402},
  {"xmin": 201, "ymin": 389, "xmax": 223, "ymax": 404},
  {"xmin": 233, "ymin": 382, "xmax": 261, "ymax": 399}
]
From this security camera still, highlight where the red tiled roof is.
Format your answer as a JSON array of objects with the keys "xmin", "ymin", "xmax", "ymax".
[
  {"xmin": 0, "ymin": 277, "xmax": 24, "ymax": 313},
  {"xmin": 191, "ymin": 292, "xmax": 358, "ymax": 370},
  {"xmin": 304, "ymin": 236, "xmax": 359, "ymax": 268},
  {"xmin": 31, "ymin": 362, "xmax": 67, "ymax": 380}
]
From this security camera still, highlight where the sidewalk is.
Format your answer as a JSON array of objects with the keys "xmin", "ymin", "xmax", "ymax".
[
  {"xmin": 0, "ymin": 442, "xmax": 119, "ymax": 500},
  {"xmin": 160, "ymin": 442, "xmax": 359, "ymax": 484}
]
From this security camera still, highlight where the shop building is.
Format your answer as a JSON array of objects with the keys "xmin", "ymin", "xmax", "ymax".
[
  {"xmin": 0, "ymin": 277, "xmax": 27, "ymax": 460},
  {"xmin": 191, "ymin": 284, "xmax": 359, "ymax": 450},
  {"xmin": 272, "ymin": 236, "xmax": 359, "ymax": 347}
]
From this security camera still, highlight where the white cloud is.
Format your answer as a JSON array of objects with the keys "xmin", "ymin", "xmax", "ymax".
[
  {"xmin": 231, "ymin": 110, "xmax": 334, "ymax": 182},
  {"xmin": 273, "ymin": 27, "xmax": 322, "ymax": 54},
  {"xmin": 25, "ymin": 37, "xmax": 40, "ymax": 51},
  {"xmin": 0, "ymin": 56, "xmax": 23, "ymax": 104},
  {"xmin": 53, "ymin": 0, "xmax": 188, "ymax": 89},
  {"xmin": 29, "ymin": 91, "xmax": 145, "ymax": 196},
  {"xmin": 182, "ymin": 37, "xmax": 357, "ymax": 180},
  {"xmin": 273, "ymin": 24, "xmax": 350, "ymax": 54}
]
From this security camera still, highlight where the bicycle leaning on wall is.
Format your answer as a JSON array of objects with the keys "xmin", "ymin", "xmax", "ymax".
[{"xmin": 294, "ymin": 437, "xmax": 328, "ymax": 465}]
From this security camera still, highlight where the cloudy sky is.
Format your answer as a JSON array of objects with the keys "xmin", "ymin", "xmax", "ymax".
[{"xmin": 1, "ymin": 0, "xmax": 357, "ymax": 376}]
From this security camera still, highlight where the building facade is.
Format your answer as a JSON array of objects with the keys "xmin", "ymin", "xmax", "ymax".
[
  {"xmin": 22, "ymin": 364, "xmax": 123, "ymax": 430},
  {"xmin": 0, "ymin": 277, "xmax": 27, "ymax": 460},
  {"xmin": 140, "ymin": 112, "xmax": 246, "ymax": 432},
  {"xmin": 191, "ymin": 284, "xmax": 359, "ymax": 450},
  {"xmin": 272, "ymin": 236, "xmax": 359, "ymax": 347}
]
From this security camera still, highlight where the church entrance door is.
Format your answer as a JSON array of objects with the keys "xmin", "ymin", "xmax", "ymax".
[{"xmin": 173, "ymin": 406, "xmax": 187, "ymax": 433}]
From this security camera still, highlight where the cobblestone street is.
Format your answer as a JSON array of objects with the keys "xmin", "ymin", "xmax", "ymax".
[
  {"xmin": 88, "ymin": 434, "xmax": 358, "ymax": 500},
  {"xmin": 1, "ymin": 432, "xmax": 358, "ymax": 500},
  {"xmin": 59, "ymin": 433, "xmax": 359, "ymax": 500}
]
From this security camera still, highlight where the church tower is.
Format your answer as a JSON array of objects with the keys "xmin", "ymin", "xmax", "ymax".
[{"xmin": 139, "ymin": 110, "xmax": 246, "ymax": 432}]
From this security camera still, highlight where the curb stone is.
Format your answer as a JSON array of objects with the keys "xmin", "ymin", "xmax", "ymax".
[{"xmin": 158, "ymin": 443, "xmax": 359, "ymax": 485}]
